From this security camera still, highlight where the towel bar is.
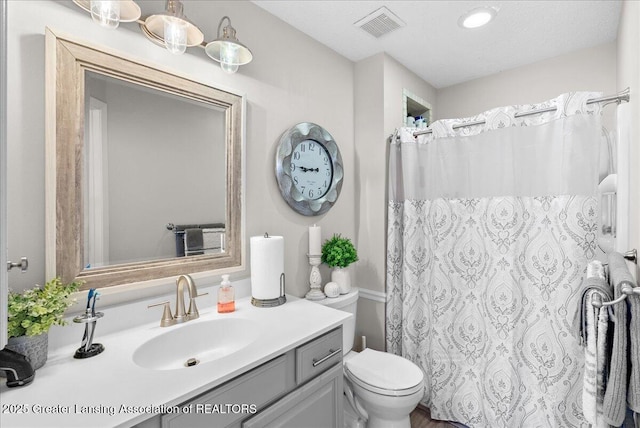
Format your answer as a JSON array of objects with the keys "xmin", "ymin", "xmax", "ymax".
[
  {"xmin": 590, "ymin": 248, "xmax": 638, "ymax": 308},
  {"xmin": 166, "ymin": 222, "xmax": 225, "ymax": 233},
  {"xmin": 592, "ymin": 281, "xmax": 637, "ymax": 308}
]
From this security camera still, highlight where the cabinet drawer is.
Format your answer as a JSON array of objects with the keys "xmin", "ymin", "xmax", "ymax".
[
  {"xmin": 162, "ymin": 354, "xmax": 289, "ymax": 428},
  {"xmin": 296, "ymin": 326, "xmax": 342, "ymax": 385}
]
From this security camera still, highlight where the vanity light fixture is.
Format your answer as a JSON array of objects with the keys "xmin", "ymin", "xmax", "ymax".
[
  {"xmin": 72, "ymin": 1, "xmax": 253, "ymax": 73},
  {"xmin": 73, "ymin": 0, "xmax": 141, "ymax": 29},
  {"xmin": 141, "ymin": 0, "xmax": 204, "ymax": 55},
  {"xmin": 458, "ymin": 6, "xmax": 497, "ymax": 29},
  {"xmin": 205, "ymin": 16, "xmax": 253, "ymax": 74}
]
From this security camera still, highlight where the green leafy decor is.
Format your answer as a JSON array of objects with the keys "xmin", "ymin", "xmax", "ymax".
[
  {"xmin": 8, "ymin": 277, "xmax": 81, "ymax": 338},
  {"xmin": 321, "ymin": 234, "xmax": 358, "ymax": 268}
]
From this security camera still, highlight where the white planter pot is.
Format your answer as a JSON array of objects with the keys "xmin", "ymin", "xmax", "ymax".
[{"xmin": 331, "ymin": 267, "xmax": 351, "ymax": 294}]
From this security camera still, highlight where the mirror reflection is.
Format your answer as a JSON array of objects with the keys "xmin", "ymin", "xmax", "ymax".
[
  {"xmin": 83, "ymin": 71, "xmax": 227, "ymax": 268},
  {"xmin": 46, "ymin": 29, "xmax": 244, "ymax": 289}
]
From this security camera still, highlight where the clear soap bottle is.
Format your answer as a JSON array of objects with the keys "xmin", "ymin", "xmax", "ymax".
[{"xmin": 217, "ymin": 274, "xmax": 235, "ymax": 313}]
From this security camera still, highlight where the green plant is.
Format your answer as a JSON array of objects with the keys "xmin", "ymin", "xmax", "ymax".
[
  {"xmin": 321, "ymin": 234, "xmax": 358, "ymax": 268},
  {"xmin": 7, "ymin": 277, "xmax": 81, "ymax": 338}
]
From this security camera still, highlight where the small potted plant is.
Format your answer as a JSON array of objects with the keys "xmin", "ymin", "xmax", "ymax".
[
  {"xmin": 321, "ymin": 234, "xmax": 358, "ymax": 294},
  {"xmin": 6, "ymin": 277, "xmax": 81, "ymax": 370}
]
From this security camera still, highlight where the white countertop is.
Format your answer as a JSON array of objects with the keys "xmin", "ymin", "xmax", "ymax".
[{"xmin": 0, "ymin": 296, "xmax": 350, "ymax": 428}]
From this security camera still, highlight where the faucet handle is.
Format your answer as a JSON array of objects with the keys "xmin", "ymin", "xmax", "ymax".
[
  {"xmin": 148, "ymin": 301, "xmax": 175, "ymax": 327},
  {"xmin": 187, "ymin": 292, "xmax": 208, "ymax": 320}
]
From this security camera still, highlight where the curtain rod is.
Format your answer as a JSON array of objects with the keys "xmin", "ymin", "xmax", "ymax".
[{"xmin": 411, "ymin": 88, "xmax": 630, "ymax": 137}]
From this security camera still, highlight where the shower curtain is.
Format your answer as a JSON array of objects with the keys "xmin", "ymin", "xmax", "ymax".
[{"xmin": 386, "ymin": 92, "xmax": 603, "ymax": 427}]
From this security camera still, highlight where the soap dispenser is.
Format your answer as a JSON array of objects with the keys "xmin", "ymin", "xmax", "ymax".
[{"xmin": 217, "ymin": 274, "xmax": 235, "ymax": 313}]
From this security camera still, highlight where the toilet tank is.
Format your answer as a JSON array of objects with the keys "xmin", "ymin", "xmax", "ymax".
[{"xmin": 315, "ymin": 288, "xmax": 358, "ymax": 355}]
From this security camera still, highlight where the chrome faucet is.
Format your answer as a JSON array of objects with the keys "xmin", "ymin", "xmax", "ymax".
[{"xmin": 148, "ymin": 274, "xmax": 208, "ymax": 327}]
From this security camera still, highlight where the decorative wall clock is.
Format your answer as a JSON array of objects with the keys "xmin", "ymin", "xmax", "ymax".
[{"xmin": 275, "ymin": 123, "xmax": 343, "ymax": 216}]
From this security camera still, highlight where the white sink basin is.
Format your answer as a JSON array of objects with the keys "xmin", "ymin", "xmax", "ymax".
[{"xmin": 133, "ymin": 318, "xmax": 261, "ymax": 370}]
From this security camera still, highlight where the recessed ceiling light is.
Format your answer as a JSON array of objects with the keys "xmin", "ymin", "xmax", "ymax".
[{"xmin": 458, "ymin": 7, "xmax": 497, "ymax": 29}]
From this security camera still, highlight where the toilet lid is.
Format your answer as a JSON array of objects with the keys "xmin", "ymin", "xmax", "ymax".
[{"xmin": 344, "ymin": 348, "xmax": 424, "ymax": 396}]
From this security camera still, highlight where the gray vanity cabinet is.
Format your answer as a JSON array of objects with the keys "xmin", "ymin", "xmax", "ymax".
[
  {"xmin": 148, "ymin": 326, "xmax": 343, "ymax": 428},
  {"xmin": 242, "ymin": 363, "xmax": 342, "ymax": 428}
]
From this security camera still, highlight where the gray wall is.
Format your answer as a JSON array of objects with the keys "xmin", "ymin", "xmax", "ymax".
[
  {"xmin": 437, "ymin": 42, "xmax": 617, "ymax": 121},
  {"xmin": 617, "ymin": 0, "xmax": 640, "ymax": 279},
  {"xmin": 354, "ymin": 52, "xmax": 438, "ymax": 351}
]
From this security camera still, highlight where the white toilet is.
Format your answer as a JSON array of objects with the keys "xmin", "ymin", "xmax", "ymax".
[{"xmin": 314, "ymin": 288, "xmax": 424, "ymax": 428}]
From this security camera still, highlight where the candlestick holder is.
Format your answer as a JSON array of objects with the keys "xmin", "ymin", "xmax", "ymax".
[{"xmin": 305, "ymin": 254, "xmax": 326, "ymax": 300}]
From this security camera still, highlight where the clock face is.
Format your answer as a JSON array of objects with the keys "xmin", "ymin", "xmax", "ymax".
[
  {"xmin": 275, "ymin": 123, "xmax": 344, "ymax": 216},
  {"xmin": 290, "ymin": 139, "xmax": 333, "ymax": 200}
]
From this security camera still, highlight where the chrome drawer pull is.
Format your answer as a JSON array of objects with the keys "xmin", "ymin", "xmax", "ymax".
[{"xmin": 312, "ymin": 348, "xmax": 342, "ymax": 368}]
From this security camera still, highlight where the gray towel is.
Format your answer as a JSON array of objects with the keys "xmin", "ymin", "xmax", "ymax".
[
  {"xmin": 629, "ymin": 293, "xmax": 640, "ymax": 412},
  {"xmin": 603, "ymin": 251, "xmax": 632, "ymax": 425},
  {"xmin": 573, "ymin": 275, "xmax": 612, "ymax": 345},
  {"xmin": 184, "ymin": 228, "xmax": 204, "ymax": 255}
]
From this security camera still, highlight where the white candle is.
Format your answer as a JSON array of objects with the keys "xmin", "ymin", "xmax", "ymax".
[{"xmin": 309, "ymin": 224, "xmax": 321, "ymax": 255}]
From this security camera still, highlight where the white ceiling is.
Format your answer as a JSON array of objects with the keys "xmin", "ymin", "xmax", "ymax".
[{"xmin": 251, "ymin": 0, "xmax": 622, "ymax": 89}]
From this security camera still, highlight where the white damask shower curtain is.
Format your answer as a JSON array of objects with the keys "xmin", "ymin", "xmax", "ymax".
[{"xmin": 386, "ymin": 92, "xmax": 603, "ymax": 427}]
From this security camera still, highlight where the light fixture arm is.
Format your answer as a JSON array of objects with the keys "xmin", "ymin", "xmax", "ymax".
[
  {"xmin": 204, "ymin": 15, "xmax": 253, "ymax": 71},
  {"xmin": 217, "ymin": 16, "xmax": 232, "ymax": 38},
  {"xmin": 165, "ymin": 0, "xmax": 184, "ymax": 18}
]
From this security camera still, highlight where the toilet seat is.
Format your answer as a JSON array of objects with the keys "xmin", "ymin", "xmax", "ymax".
[{"xmin": 344, "ymin": 349, "xmax": 424, "ymax": 397}]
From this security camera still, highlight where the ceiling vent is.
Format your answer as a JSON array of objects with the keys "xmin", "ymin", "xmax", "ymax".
[{"xmin": 355, "ymin": 6, "xmax": 405, "ymax": 38}]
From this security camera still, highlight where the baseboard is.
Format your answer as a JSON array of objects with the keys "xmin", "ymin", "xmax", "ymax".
[{"xmin": 357, "ymin": 287, "xmax": 386, "ymax": 303}]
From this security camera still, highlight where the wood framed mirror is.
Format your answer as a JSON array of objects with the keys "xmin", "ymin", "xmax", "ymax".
[{"xmin": 45, "ymin": 28, "xmax": 244, "ymax": 290}]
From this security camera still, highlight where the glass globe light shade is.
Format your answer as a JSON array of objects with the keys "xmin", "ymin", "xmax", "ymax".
[
  {"xmin": 220, "ymin": 42, "xmax": 240, "ymax": 74},
  {"xmin": 221, "ymin": 61, "xmax": 239, "ymax": 74},
  {"xmin": 163, "ymin": 17, "xmax": 188, "ymax": 55},
  {"xmin": 90, "ymin": 0, "xmax": 120, "ymax": 29}
]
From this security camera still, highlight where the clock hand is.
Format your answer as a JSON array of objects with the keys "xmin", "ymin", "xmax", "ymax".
[{"xmin": 300, "ymin": 167, "xmax": 320, "ymax": 172}]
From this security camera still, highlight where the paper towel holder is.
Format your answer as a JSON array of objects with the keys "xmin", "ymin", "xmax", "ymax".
[{"xmin": 251, "ymin": 272, "xmax": 287, "ymax": 308}]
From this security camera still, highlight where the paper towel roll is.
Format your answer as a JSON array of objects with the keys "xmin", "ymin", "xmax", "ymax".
[{"xmin": 250, "ymin": 235, "xmax": 285, "ymax": 300}]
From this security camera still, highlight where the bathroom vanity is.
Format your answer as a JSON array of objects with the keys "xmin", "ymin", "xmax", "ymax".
[
  {"xmin": 156, "ymin": 326, "xmax": 343, "ymax": 428},
  {"xmin": 0, "ymin": 296, "xmax": 349, "ymax": 427}
]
